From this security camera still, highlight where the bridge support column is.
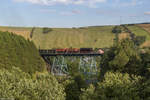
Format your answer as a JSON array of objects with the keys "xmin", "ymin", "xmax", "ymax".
[
  {"xmin": 79, "ymin": 56, "xmax": 98, "ymax": 75},
  {"xmin": 51, "ymin": 56, "xmax": 68, "ymax": 75},
  {"xmin": 41, "ymin": 56, "xmax": 52, "ymax": 72}
]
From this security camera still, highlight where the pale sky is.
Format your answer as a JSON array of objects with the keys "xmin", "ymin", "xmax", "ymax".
[{"xmin": 0, "ymin": 0, "xmax": 150, "ymax": 27}]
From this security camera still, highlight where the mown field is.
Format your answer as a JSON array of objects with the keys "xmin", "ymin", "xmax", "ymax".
[
  {"xmin": 127, "ymin": 25, "xmax": 150, "ymax": 40},
  {"xmin": 137, "ymin": 24, "xmax": 150, "ymax": 33},
  {"xmin": 126, "ymin": 25, "xmax": 150, "ymax": 47},
  {"xmin": 0, "ymin": 26, "xmax": 115, "ymax": 49},
  {"xmin": 1, "ymin": 24, "xmax": 150, "ymax": 49},
  {"xmin": 0, "ymin": 26, "xmax": 32, "ymax": 39},
  {"xmin": 136, "ymin": 24, "xmax": 150, "ymax": 47},
  {"xmin": 32, "ymin": 26, "xmax": 115, "ymax": 49}
]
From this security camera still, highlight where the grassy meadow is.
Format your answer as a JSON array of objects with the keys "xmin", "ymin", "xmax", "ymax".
[
  {"xmin": 127, "ymin": 25, "xmax": 150, "ymax": 40},
  {"xmin": 32, "ymin": 26, "xmax": 115, "ymax": 49},
  {"xmin": 0, "ymin": 26, "xmax": 32, "ymax": 39},
  {"xmin": 0, "ymin": 26, "xmax": 116, "ymax": 49},
  {"xmin": 137, "ymin": 24, "xmax": 150, "ymax": 34},
  {"xmin": 1, "ymin": 24, "xmax": 150, "ymax": 49},
  {"xmin": 126, "ymin": 25, "xmax": 150, "ymax": 47}
]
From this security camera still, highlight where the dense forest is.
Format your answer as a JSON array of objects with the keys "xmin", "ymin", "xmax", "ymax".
[{"xmin": 0, "ymin": 31, "xmax": 150, "ymax": 99}]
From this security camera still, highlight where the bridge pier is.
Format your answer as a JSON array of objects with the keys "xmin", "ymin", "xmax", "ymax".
[
  {"xmin": 51, "ymin": 56, "xmax": 68, "ymax": 75},
  {"xmin": 79, "ymin": 56, "xmax": 98, "ymax": 75}
]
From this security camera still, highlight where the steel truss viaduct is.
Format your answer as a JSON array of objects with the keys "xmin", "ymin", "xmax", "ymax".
[{"xmin": 40, "ymin": 51, "xmax": 103, "ymax": 76}]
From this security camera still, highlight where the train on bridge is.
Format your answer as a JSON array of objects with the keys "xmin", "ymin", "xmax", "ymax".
[
  {"xmin": 39, "ymin": 48, "xmax": 104, "ymax": 75},
  {"xmin": 39, "ymin": 48, "xmax": 104, "ymax": 54}
]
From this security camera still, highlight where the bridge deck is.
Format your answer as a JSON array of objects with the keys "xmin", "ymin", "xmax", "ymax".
[{"xmin": 40, "ymin": 53, "xmax": 103, "ymax": 56}]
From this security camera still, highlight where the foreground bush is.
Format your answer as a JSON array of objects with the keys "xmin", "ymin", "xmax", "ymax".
[
  {"xmin": 0, "ymin": 67, "xmax": 66, "ymax": 100},
  {"xmin": 62, "ymin": 73, "xmax": 87, "ymax": 100},
  {"xmin": 80, "ymin": 72, "xmax": 141, "ymax": 100},
  {"xmin": 0, "ymin": 31, "xmax": 46, "ymax": 74}
]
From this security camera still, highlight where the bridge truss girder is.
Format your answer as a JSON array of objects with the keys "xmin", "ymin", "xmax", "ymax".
[
  {"xmin": 79, "ymin": 56, "xmax": 98, "ymax": 75},
  {"xmin": 42, "ymin": 56, "xmax": 101, "ymax": 76},
  {"xmin": 51, "ymin": 56, "xmax": 68, "ymax": 75}
]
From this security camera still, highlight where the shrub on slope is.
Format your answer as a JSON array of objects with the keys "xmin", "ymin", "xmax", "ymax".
[
  {"xmin": 0, "ymin": 67, "xmax": 65, "ymax": 100},
  {"xmin": 0, "ymin": 31, "xmax": 46, "ymax": 74}
]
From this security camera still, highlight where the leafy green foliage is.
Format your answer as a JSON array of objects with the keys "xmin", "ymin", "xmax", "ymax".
[
  {"xmin": 100, "ymin": 39, "xmax": 142, "ymax": 77},
  {"xmin": 112, "ymin": 26, "xmax": 122, "ymax": 34},
  {"xmin": 80, "ymin": 39, "xmax": 150, "ymax": 100},
  {"xmin": 141, "ymin": 79, "xmax": 150, "ymax": 100},
  {"xmin": 140, "ymin": 50, "xmax": 150, "ymax": 78},
  {"xmin": 133, "ymin": 36, "xmax": 146, "ymax": 46},
  {"xmin": 79, "ymin": 39, "xmax": 150, "ymax": 100},
  {"xmin": 61, "ymin": 60, "xmax": 88, "ymax": 100},
  {"xmin": 80, "ymin": 72, "xmax": 141, "ymax": 100},
  {"xmin": 0, "ymin": 31, "xmax": 46, "ymax": 74},
  {"xmin": 80, "ymin": 84, "xmax": 96, "ymax": 100},
  {"xmin": 0, "ymin": 67, "xmax": 65, "ymax": 100},
  {"xmin": 63, "ymin": 79, "xmax": 81, "ymax": 100},
  {"xmin": 67, "ymin": 60, "xmax": 80, "ymax": 76},
  {"xmin": 62, "ymin": 73, "xmax": 87, "ymax": 100},
  {"xmin": 96, "ymin": 72, "xmax": 141, "ymax": 100}
]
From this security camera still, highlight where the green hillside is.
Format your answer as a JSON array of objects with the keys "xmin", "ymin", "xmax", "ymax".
[
  {"xmin": 0, "ymin": 31, "xmax": 46, "ymax": 74},
  {"xmin": 0, "ymin": 26, "xmax": 115, "ymax": 49},
  {"xmin": 32, "ymin": 26, "xmax": 115, "ymax": 49},
  {"xmin": 1, "ymin": 24, "xmax": 150, "ymax": 49},
  {"xmin": 127, "ymin": 25, "xmax": 150, "ymax": 40}
]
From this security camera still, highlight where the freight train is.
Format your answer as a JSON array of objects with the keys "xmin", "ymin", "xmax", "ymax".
[{"xmin": 39, "ymin": 48, "xmax": 104, "ymax": 54}]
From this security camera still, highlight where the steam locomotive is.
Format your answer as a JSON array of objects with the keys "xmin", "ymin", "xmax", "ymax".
[{"xmin": 39, "ymin": 48, "xmax": 104, "ymax": 54}]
